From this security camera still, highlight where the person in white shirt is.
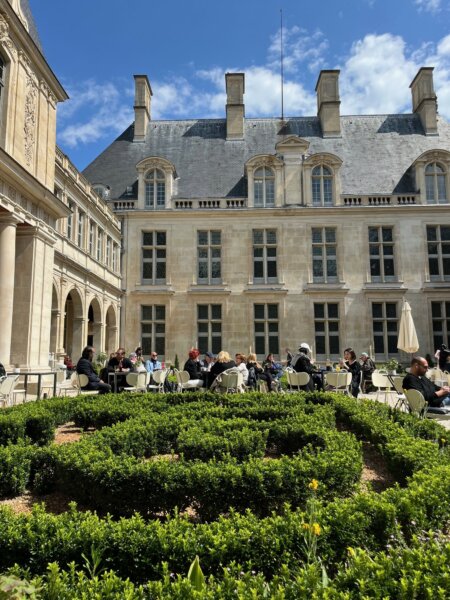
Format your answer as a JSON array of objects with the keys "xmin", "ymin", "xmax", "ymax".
[{"xmin": 235, "ymin": 353, "xmax": 249, "ymax": 384}]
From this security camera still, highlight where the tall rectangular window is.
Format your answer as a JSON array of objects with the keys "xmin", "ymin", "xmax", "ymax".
[
  {"xmin": 431, "ymin": 301, "xmax": 450, "ymax": 350},
  {"xmin": 67, "ymin": 202, "xmax": 74, "ymax": 240},
  {"xmin": 97, "ymin": 229, "xmax": 103, "ymax": 262},
  {"xmin": 106, "ymin": 237, "xmax": 111, "ymax": 267},
  {"xmin": 314, "ymin": 303, "xmax": 340, "ymax": 356},
  {"xmin": 369, "ymin": 227, "xmax": 395, "ymax": 281},
  {"xmin": 372, "ymin": 302, "xmax": 398, "ymax": 355},
  {"xmin": 141, "ymin": 305, "xmax": 165, "ymax": 356},
  {"xmin": 312, "ymin": 227, "xmax": 337, "ymax": 282},
  {"xmin": 77, "ymin": 211, "xmax": 84, "ymax": 248},
  {"xmin": 142, "ymin": 231, "xmax": 166, "ymax": 284},
  {"xmin": 197, "ymin": 304, "xmax": 222, "ymax": 354},
  {"xmin": 427, "ymin": 225, "xmax": 450, "ymax": 280},
  {"xmin": 197, "ymin": 230, "xmax": 221, "ymax": 283},
  {"xmin": 253, "ymin": 229, "xmax": 277, "ymax": 283},
  {"xmin": 89, "ymin": 221, "xmax": 95, "ymax": 255},
  {"xmin": 254, "ymin": 303, "xmax": 279, "ymax": 356}
]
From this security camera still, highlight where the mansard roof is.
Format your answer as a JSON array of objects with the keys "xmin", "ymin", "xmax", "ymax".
[
  {"xmin": 83, "ymin": 113, "xmax": 450, "ymax": 200},
  {"xmin": 20, "ymin": 0, "xmax": 42, "ymax": 51}
]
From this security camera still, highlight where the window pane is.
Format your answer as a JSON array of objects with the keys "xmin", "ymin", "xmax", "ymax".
[
  {"xmin": 156, "ymin": 262, "xmax": 166, "ymax": 279},
  {"xmin": 255, "ymin": 322, "xmax": 265, "ymax": 333},
  {"xmin": 253, "ymin": 230, "xmax": 263, "ymax": 244},
  {"xmin": 255, "ymin": 336, "xmax": 265, "ymax": 355},
  {"xmin": 143, "ymin": 263, "xmax": 153, "ymax": 279},
  {"xmin": 329, "ymin": 336, "xmax": 340, "ymax": 355},
  {"xmin": 198, "ymin": 305, "xmax": 208, "ymax": 319},
  {"xmin": 198, "ymin": 231, "xmax": 208, "ymax": 245},
  {"xmin": 372, "ymin": 303, "xmax": 382, "ymax": 318},
  {"xmin": 382, "ymin": 228, "xmax": 393, "ymax": 242},
  {"xmin": 325, "ymin": 228, "xmax": 335, "ymax": 243},
  {"xmin": 316, "ymin": 336, "xmax": 325, "ymax": 354},
  {"xmin": 156, "ymin": 232, "xmax": 166, "ymax": 245},
  {"xmin": 441, "ymin": 227, "xmax": 450, "ymax": 241},
  {"xmin": 254, "ymin": 262, "xmax": 264, "ymax": 278},
  {"xmin": 328, "ymin": 304, "xmax": 338, "ymax": 319},
  {"xmin": 254, "ymin": 304, "xmax": 265, "ymax": 319},
  {"xmin": 211, "ymin": 322, "xmax": 221, "ymax": 333},
  {"xmin": 143, "ymin": 232, "xmax": 153, "ymax": 245},
  {"xmin": 386, "ymin": 303, "xmax": 397, "ymax": 318},
  {"xmin": 312, "ymin": 228, "xmax": 322, "ymax": 243},
  {"xmin": 314, "ymin": 304, "xmax": 324, "ymax": 319},
  {"xmin": 432, "ymin": 302, "xmax": 442, "ymax": 318},
  {"xmin": 266, "ymin": 230, "xmax": 277, "ymax": 244},
  {"xmin": 267, "ymin": 261, "xmax": 277, "ymax": 278},
  {"xmin": 211, "ymin": 305, "xmax": 222, "ymax": 319},
  {"xmin": 155, "ymin": 306, "xmax": 165, "ymax": 320},
  {"xmin": 368, "ymin": 228, "xmax": 379, "ymax": 243},
  {"xmin": 268, "ymin": 304, "xmax": 278, "ymax": 319},
  {"xmin": 211, "ymin": 231, "xmax": 221, "ymax": 245},
  {"xmin": 142, "ymin": 306, "xmax": 152, "ymax": 320},
  {"xmin": 427, "ymin": 226, "xmax": 437, "ymax": 241}
]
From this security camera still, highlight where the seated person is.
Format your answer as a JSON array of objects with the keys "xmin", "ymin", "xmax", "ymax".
[
  {"xmin": 290, "ymin": 343, "xmax": 322, "ymax": 391},
  {"xmin": 145, "ymin": 351, "xmax": 162, "ymax": 373},
  {"xmin": 209, "ymin": 351, "xmax": 236, "ymax": 388},
  {"xmin": 263, "ymin": 353, "xmax": 283, "ymax": 390},
  {"xmin": 76, "ymin": 346, "xmax": 111, "ymax": 394},
  {"xmin": 360, "ymin": 352, "xmax": 376, "ymax": 390},
  {"xmin": 234, "ymin": 353, "xmax": 249, "ymax": 384},
  {"xmin": 246, "ymin": 353, "xmax": 274, "ymax": 391},
  {"xmin": 403, "ymin": 356, "xmax": 450, "ymax": 408},
  {"xmin": 183, "ymin": 349, "xmax": 204, "ymax": 388},
  {"xmin": 108, "ymin": 347, "xmax": 134, "ymax": 391}
]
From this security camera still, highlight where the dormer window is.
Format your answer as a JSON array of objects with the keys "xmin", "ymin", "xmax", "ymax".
[
  {"xmin": 92, "ymin": 184, "xmax": 110, "ymax": 201},
  {"xmin": 145, "ymin": 169, "xmax": 165, "ymax": 209},
  {"xmin": 254, "ymin": 167, "xmax": 275, "ymax": 207},
  {"xmin": 426, "ymin": 162, "xmax": 447, "ymax": 204},
  {"xmin": 312, "ymin": 165, "xmax": 333, "ymax": 206}
]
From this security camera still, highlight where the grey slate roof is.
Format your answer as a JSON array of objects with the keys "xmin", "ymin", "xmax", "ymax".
[
  {"xmin": 83, "ymin": 113, "xmax": 450, "ymax": 199},
  {"xmin": 20, "ymin": 0, "xmax": 42, "ymax": 51}
]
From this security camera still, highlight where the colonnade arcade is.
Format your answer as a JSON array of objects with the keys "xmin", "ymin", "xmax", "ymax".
[{"xmin": 50, "ymin": 285, "xmax": 118, "ymax": 363}]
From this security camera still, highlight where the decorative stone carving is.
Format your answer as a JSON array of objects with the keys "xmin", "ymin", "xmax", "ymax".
[
  {"xmin": 24, "ymin": 73, "xmax": 37, "ymax": 167},
  {"xmin": 0, "ymin": 13, "xmax": 17, "ymax": 57}
]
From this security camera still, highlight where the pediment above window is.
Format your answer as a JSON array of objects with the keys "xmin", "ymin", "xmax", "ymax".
[
  {"xmin": 413, "ymin": 148, "xmax": 450, "ymax": 167},
  {"xmin": 136, "ymin": 156, "xmax": 177, "ymax": 177},
  {"xmin": 275, "ymin": 136, "xmax": 310, "ymax": 154},
  {"xmin": 245, "ymin": 154, "xmax": 283, "ymax": 174},
  {"xmin": 304, "ymin": 152, "xmax": 343, "ymax": 169}
]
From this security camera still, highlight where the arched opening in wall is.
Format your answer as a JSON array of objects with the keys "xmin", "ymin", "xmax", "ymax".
[
  {"xmin": 50, "ymin": 285, "xmax": 59, "ymax": 355},
  {"xmin": 87, "ymin": 297, "xmax": 102, "ymax": 351},
  {"xmin": 105, "ymin": 305, "xmax": 117, "ymax": 356},
  {"xmin": 63, "ymin": 289, "xmax": 84, "ymax": 360}
]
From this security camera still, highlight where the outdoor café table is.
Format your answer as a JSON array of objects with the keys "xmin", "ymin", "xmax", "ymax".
[
  {"xmin": 19, "ymin": 371, "xmax": 58, "ymax": 400},
  {"xmin": 108, "ymin": 370, "xmax": 130, "ymax": 392}
]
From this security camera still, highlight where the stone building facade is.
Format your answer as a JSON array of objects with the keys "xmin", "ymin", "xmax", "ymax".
[
  {"xmin": 84, "ymin": 69, "xmax": 450, "ymax": 364},
  {"xmin": 0, "ymin": 0, "xmax": 121, "ymax": 371}
]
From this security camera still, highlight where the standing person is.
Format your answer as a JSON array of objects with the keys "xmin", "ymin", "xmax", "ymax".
[
  {"xmin": 291, "ymin": 343, "xmax": 321, "ymax": 391},
  {"xmin": 403, "ymin": 356, "xmax": 450, "ymax": 407},
  {"xmin": 145, "ymin": 351, "xmax": 162, "ymax": 374},
  {"xmin": 342, "ymin": 347, "xmax": 361, "ymax": 398},
  {"xmin": 76, "ymin": 346, "xmax": 111, "ymax": 394}
]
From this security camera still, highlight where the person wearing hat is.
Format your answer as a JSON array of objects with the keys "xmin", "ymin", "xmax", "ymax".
[
  {"xmin": 291, "ymin": 343, "xmax": 322, "ymax": 391},
  {"xmin": 360, "ymin": 352, "xmax": 376, "ymax": 392}
]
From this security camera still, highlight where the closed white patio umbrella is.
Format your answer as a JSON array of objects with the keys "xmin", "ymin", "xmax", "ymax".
[{"xmin": 397, "ymin": 301, "xmax": 419, "ymax": 354}]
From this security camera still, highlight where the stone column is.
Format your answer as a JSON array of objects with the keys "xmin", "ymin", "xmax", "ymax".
[{"xmin": 0, "ymin": 214, "xmax": 21, "ymax": 368}]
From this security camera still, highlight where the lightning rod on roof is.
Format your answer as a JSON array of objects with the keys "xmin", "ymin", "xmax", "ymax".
[{"xmin": 280, "ymin": 9, "xmax": 284, "ymax": 122}]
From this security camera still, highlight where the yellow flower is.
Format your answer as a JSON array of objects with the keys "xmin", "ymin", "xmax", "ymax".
[
  {"xmin": 308, "ymin": 479, "xmax": 319, "ymax": 491},
  {"xmin": 347, "ymin": 547, "xmax": 356, "ymax": 557},
  {"xmin": 302, "ymin": 523, "xmax": 310, "ymax": 530},
  {"xmin": 312, "ymin": 523, "xmax": 321, "ymax": 536}
]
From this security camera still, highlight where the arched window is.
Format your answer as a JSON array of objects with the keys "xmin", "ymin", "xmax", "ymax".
[
  {"xmin": 254, "ymin": 167, "xmax": 275, "ymax": 207},
  {"xmin": 145, "ymin": 169, "xmax": 165, "ymax": 209},
  {"xmin": 312, "ymin": 165, "xmax": 333, "ymax": 206},
  {"xmin": 425, "ymin": 162, "xmax": 447, "ymax": 204}
]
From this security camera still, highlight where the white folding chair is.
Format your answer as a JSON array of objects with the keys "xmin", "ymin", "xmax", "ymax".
[
  {"xmin": 74, "ymin": 373, "xmax": 99, "ymax": 396},
  {"xmin": 147, "ymin": 369, "xmax": 168, "ymax": 393},
  {"xmin": 0, "ymin": 375, "xmax": 26, "ymax": 407},
  {"xmin": 218, "ymin": 371, "xmax": 244, "ymax": 393},
  {"xmin": 286, "ymin": 371, "xmax": 310, "ymax": 391},
  {"xmin": 174, "ymin": 369, "xmax": 203, "ymax": 391},
  {"xmin": 404, "ymin": 388, "xmax": 428, "ymax": 418},
  {"xmin": 325, "ymin": 372, "xmax": 351, "ymax": 394},
  {"xmin": 391, "ymin": 376, "xmax": 408, "ymax": 411},
  {"xmin": 371, "ymin": 371, "xmax": 393, "ymax": 403},
  {"xmin": 124, "ymin": 371, "xmax": 148, "ymax": 392}
]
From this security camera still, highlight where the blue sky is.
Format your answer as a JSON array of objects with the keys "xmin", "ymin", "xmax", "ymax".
[{"xmin": 30, "ymin": 0, "xmax": 450, "ymax": 171}]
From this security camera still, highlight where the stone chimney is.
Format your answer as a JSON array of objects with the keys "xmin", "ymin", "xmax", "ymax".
[
  {"xmin": 410, "ymin": 67, "xmax": 438, "ymax": 135},
  {"xmin": 226, "ymin": 73, "xmax": 245, "ymax": 140},
  {"xmin": 133, "ymin": 75, "xmax": 152, "ymax": 142},
  {"xmin": 315, "ymin": 70, "xmax": 341, "ymax": 137}
]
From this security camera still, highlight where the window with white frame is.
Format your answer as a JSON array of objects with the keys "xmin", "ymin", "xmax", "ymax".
[
  {"xmin": 112, "ymin": 243, "xmax": 118, "ymax": 273},
  {"xmin": 77, "ymin": 211, "xmax": 84, "ymax": 248},
  {"xmin": 141, "ymin": 305, "xmax": 165, "ymax": 356},
  {"xmin": 142, "ymin": 231, "xmax": 166, "ymax": 284},
  {"xmin": 197, "ymin": 304, "xmax": 222, "ymax": 355},
  {"xmin": 372, "ymin": 302, "xmax": 398, "ymax": 355},
  {"xmin": 145, "ymin": 169, "xmax": 165, "ymax": 209},
  {"xmin": 67, "ymin": 201, "xmax": 74, "ymax": 240},
  {"xmin": 312, "ymin": 165, "xmax": 333, "ymax": 206},
  {"xmin": 253, "ymin": 229, "xmax": 277, "ymax": 283},
  {"xmin": 314, "ymin": 303, "xmax": 340, "ymax": 356},
  {"xmin": 254, "ymin": 303, "xmax": 279, "ymax": 356},
  {"xmin": 369, "ymin": 226, "xmax": 395, "ymax": 281},
  {"xmin": 254, "ymin": 167, "xmax": 275, "ymax": 207},
  {"xmin": 89, "ymin": 221, "xmax": 95, "ymax": 255},
  {"xmin": 431, "ymin": 301, "xmax": 450, "ymax": 351},
  {"xmin": 197, "ymin": 230, "xmax": 221, "ymax": 283},
  {"xmin": 106, "ymin": 236, "xmax": 111, "ymax": 267},
  {"xmin": 425, "ymin": 162, "xmax": 447, "ymax": 204},
  {"xmin": 97, "ymin": 228, "xmax": 103, "ymax": 262},
  {"xmin": 312, "ymin": 227, "xmax": 337, "ymax": 282},
  {"xmin": 427, "ymin": 225, "xmax": 450, "ymax": 280}
]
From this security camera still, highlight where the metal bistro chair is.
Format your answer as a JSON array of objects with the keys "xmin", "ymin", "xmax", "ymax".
[
  {"xmin": 403, "ymin": 388, "xmax": 428, "ymax": 419},
  {"xmin": 325, "ymin": 371, "xmax": 352, "ymax": 395},
  {"xmin": 371, "ymin": 371, "xmax": 393, "ymax": 404},
  {"xmin": 73, "ymin": 372, "xmax": 100, "ymax": 396},
  {"xmin": 286, "ymin": 370, "xmax": 311, "ymax": 391},
  {"xmin": 147, "ymin": 369, "xmax": 169, "ymax": 393},
  {"xmin": 0, "ymin": 375, "xmax": 26, "ymax": 407},
  {"xmin": 174, "ymin": 369, "xmax": 204, "ymax": 392},
  {"xmin": 391, "ymin": 375, "xmax": 408, "ymax": 411},
  {"xmin": 124, "ymin": 371, "xmax": 148, "ymax": 393},
  {"xmin": 218, "ymin": 371, "xmax": 244, "ymax": 393}
]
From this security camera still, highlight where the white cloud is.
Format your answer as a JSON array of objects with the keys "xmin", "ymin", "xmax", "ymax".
[
  {"xmin": 268, "ymin": 26, "xmax": 328, "ymax": 74},
  {"xmin": 57, "ymin": 79, "xmax": 133, "ymax": 147},
  {"xmin": 415, "ymin": 0, "xmax": 442, "ymax": 13}
]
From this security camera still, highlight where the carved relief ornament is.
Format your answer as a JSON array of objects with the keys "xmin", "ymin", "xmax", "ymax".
[
  {"xmin": 24, "ymin": 72, "xmax": 37, "ymax": 167},
  {"xmin": 0, "ymin": 13, "xmax": 17, "ymax": 57}
]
